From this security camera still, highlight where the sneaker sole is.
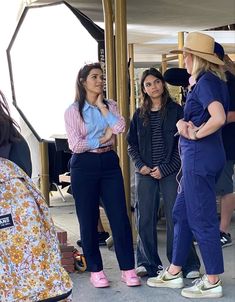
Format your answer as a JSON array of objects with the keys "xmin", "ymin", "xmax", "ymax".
[
  {"xmin": 90, "ymin": 279, "xmax": 110, "ymax": 288},
  {"xmin": 147, "ymin": 280, "xmax": 184, "ymax": 288},
  {"xmin": 222, "ymin": 242, "xmax": 232, "ymax": 248},
  {"xmin": 181, "ymin": 290, "xmax": 223, "ymax": 299},
  {"xmin": 121, "ymin": 278, "xmax": 141, "ymax": 287}
]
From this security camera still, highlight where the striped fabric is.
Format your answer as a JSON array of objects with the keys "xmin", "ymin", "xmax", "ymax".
[
  {"xmin": 150, "ymin": 110, "xmax": 181, "ymax": 177},
  {"xmin": 150, "ymin": 111, "xmax": 165, "ymax": 167},
  {"xmin": 64, "ymin": 99, "xmax": 125, "ymax": 153},
  {"xmin": 158, "ymin": 145, "xmax": 181, "ymax": 177}
]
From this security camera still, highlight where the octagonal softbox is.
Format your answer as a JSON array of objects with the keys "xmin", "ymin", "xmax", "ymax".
[{"xmin": 7, "ymin": 1, "xmax": 104, "ymax": 141}]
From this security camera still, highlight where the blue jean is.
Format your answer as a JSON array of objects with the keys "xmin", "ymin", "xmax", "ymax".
[
  {"xmin": 135, "ymin": 172, "xmax": 200, "ymax": 276},
  {"xmin": 70, "ymin": 151, "xmax": 135, "ymax": 272}
]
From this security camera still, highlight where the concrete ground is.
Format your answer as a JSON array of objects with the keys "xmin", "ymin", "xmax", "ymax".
[{"xmin": 50, "ymin": 190, "xmax": 235, "ymax": 302}]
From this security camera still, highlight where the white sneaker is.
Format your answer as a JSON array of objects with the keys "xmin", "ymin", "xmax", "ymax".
[
  {"xmin": 136, "ymin": 266, "xmax": 148, "ymax": 277},
  {"xmin": 185, "ymin": 270, "xmax": 200, "ymax": 279},
  {"xmin": 181, "ymin": 275, "xmax": 223, "ymax": 298},
  {"xmin": 147, "ymin": 268, "xmax": 184, "ymax": 288}
]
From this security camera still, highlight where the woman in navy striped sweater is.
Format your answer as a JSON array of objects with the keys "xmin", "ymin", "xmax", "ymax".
[{"xmin": 127, "ymin": 68, "xmax": 200, "ymax": 278}]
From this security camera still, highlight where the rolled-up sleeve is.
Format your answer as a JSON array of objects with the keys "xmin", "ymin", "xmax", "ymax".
[
  {"xmin": 64, "ymin": 104, "xmax": 99, "ymax": 153},
  {"xmin": 106, "ymin": 100, "xmax": 125, "ymax": 134}
]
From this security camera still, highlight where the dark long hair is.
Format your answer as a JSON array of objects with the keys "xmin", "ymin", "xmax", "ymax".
[
  {"xmin": 0, "ymin": 90, "xmax": 20, "ymax": 146},
  {"xmin": 140, "ymin": 68, "xmax": 171, "ymax": 124},
  {"xmin": 74, "ymin": 62, "xmax": 107, "ymax": 120}
]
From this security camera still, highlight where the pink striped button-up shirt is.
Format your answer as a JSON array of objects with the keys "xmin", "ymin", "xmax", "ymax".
[{"xmin": 64, "ymin": 99, "xmax": 125, "ymax": 153}]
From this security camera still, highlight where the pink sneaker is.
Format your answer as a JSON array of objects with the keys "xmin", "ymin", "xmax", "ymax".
[
  {"xmin": 90, "ymin": 271, "xmax": 110, "ymax": 288},
  {"xmin": 121, "ymin": 269, "xmax": 141, "ymax": 287}
]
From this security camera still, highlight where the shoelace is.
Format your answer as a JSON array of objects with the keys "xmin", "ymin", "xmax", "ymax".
[
  {"xmin": 192, "ymin": 276, "xmax": 220, "ymax": 289},
  {"xmin": 156, "ymin": 265, "xmax": 164, "ymax": 274},
  {"xmin": 156, "ymin": 266, "xmax": 165, "ymax": 277},
  {"xmin": 192, "ymin": 277, "xmax": 203, "ymax": 287}
]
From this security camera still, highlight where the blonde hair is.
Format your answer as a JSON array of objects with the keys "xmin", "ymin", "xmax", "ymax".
[{"xmin": 191, "ymin": 55, "xmax": 227, "ymax": 82}]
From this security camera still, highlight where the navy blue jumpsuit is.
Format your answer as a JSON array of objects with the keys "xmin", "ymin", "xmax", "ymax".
[{"xmin": 172, "ymin": 71, "xmax": 229, "ymax": 275}]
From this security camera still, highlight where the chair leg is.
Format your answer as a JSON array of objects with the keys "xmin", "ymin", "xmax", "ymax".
[
  {"xmin": 105, "ymin": 236, "xmax": 114, "ymax": 249},
  {"xmin": 52, "ymin": 182, "xmax": 66, "ymax": 202}
]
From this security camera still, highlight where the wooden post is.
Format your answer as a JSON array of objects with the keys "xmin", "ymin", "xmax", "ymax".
[
  {"xmin": 128, "ymin": 43, "xmax": 135, "ymax": 118},
  {"xmin": 39, "ymin": 140, "xmax": 50, "ymax": 205},
  {"xmin": 178, "ymin": 31, "xmax": 184, "ymax": 68},
  {"xmin": 114, "ymin": 0, "xmax": 131, "ymax": 220},
  {"xmin": 102, "ymin": 0, "xmax": 116, "ymax": 100},
  {"xmin": 161, "ymin": 54, "xmax": 167, "ymax": 74}
]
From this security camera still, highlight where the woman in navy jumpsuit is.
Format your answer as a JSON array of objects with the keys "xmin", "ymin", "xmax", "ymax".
[{"xmin": 146, "ymin": 32, "xmax": 229, "ymax": 299}]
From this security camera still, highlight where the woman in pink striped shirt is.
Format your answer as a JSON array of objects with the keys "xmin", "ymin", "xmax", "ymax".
[{"xmin": 64, "ymin": 63, "xmax": 140, "ymax": 288}]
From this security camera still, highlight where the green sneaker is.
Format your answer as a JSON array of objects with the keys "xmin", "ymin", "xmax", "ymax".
[
  {"xmin": 181, "ymin": 275, "xmax": 223, "ymax": 298},
  {"xmin": 147, "ymin": 268, "xmax": 184, "ymax": 288}
]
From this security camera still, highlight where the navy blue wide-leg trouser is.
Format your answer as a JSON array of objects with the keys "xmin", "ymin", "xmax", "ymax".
[
  {"xmin": 172, "ymin": 172, "xmax": 224, "ymax": 275},
  {"xmin": 70, "ymin": 151, "xmax": 135, "ymax": 272}
]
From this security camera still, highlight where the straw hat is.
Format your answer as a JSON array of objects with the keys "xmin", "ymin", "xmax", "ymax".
[{"xmin": 170, "ymin": 32, "xmax": 224, "ymax": 65}]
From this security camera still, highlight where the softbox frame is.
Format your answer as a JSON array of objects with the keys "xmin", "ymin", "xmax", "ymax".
[{"xmin": 7, "ymin": 1, "xmax": 105, "ymax": 141}]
